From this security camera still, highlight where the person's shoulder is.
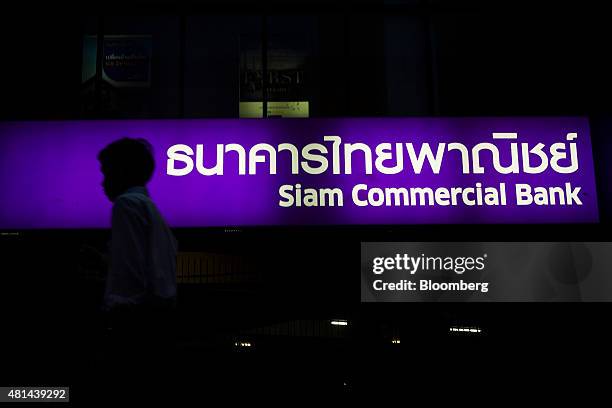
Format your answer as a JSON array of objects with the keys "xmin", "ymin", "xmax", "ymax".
[
  {"xmin": 112, "ymin": 191, "xmax": 153, "ymax": 228},
  {"xmin": 113, "ymin": 190, "xmax": 150, "ymax": 214}
]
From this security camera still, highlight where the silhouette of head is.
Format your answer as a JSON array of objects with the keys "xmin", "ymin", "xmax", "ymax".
[{"xmin": 98, "ymin": 138, "xmax": 155, "ymax": 202}]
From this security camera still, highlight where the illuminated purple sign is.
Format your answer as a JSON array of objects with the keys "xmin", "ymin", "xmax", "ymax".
[{"xmin": 0, "ymin": 117, "xmax": 599, "ymax": 228}]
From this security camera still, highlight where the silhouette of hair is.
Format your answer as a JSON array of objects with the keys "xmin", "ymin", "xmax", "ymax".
[{"xmin": 98, "ymin": 138, "xmax": 155, "ymax": 187}]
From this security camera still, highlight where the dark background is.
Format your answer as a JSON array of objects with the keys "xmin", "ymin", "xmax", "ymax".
[{"xmin": 0, "ymin": 0, "xmax": 611, "ymax": 401}]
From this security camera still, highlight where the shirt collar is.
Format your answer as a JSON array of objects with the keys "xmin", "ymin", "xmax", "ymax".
[{"xmin": 124, "ymin": 186, "xmax": 149, "ymax": 196}]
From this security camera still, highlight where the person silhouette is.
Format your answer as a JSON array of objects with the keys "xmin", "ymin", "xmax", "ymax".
[
  {"xmin": 97, "ymin": 137, "xmax": 178, "ymax": 380},
  {"xmin": 98, "ymin": 137, "xmax": 177, "ymax": 311}
]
